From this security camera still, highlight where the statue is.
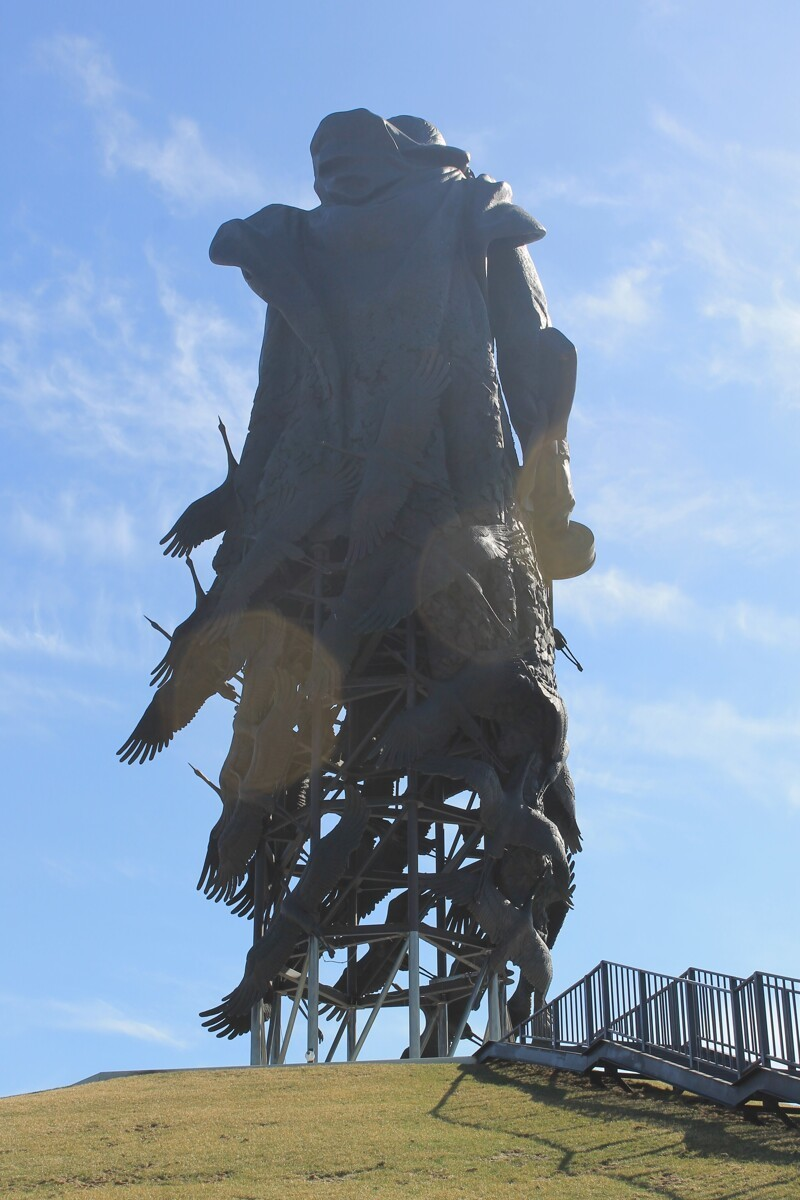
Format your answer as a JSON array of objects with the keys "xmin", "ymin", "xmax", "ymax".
[{"xmin": 119, "ymin": 109, "xmax": 594, "ymax": 1058}]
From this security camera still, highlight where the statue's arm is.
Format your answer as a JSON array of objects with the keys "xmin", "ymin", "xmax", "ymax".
[
  {"xmin": 233, "ymin": 307, "xmax": 294, "ymax": 512},
  {"xmin": 208, "ymin": 204, "xmax": 313, "ymax": 516},
  {"xmin": 481, "ymin": 193, "xmax": 592, "ymax": 577},
  {"xmin": 488, "ymin": 242, "xmax": 576, "ymax": 455}
]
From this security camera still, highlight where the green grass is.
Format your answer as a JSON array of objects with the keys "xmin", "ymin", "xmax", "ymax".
[{"xmin": 2, "ymin": 1061, "xmax": 798, "ymax": 1199}]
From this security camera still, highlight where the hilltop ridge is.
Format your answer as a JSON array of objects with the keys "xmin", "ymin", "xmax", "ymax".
[{"xmin": 3, "ymin": 1060, "xmax": 798, "ymax": 1198}]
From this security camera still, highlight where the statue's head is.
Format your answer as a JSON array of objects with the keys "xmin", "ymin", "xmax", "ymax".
[
  {"xmin": 387, "ymin": 115, "xmax": 447, "ymax": 146},
  {"xmin": 311, "ymin": 108, "xmax": 469, "ymax": 205}
]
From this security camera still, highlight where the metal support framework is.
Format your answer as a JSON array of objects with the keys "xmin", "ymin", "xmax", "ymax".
[{"xmin": 244, "ymin": 555, "xmax": 498, "ymax": 1065}]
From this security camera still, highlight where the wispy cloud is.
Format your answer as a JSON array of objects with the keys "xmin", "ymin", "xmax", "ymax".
[
  {"xmin": 532, "ymin": 108, "xmax": 800, "ymax": 406},
  {"xmin": 12, "ymin": 491, "xmax": 139, "ymax": 563},
  {"xmin": 648, "ymin": 109, "xmax": 800, "ymax": 406},
  {"xmin": 40, "ymin": 856, "xmax": 156, "ymax": 890},
  {"xmin": 573, "ymin": 402, "xmax": 799, "ymax": 568},
  {"xmin": 0, "ymin": 993, "xmax": 187, "ymax": 1048},
  {"xmin": 0, "ymin": 669, "xmax": 121, "ymax": 728},
  {"xmin": 0, "ymin": 624, "xmax": 86, "ymax": 661},
  {"xmin": 529, "ymin": 173, "xmax": 630, "ymax": 210},
  {"xmin": 0, "ymin": 586, "xmax": 152, "ymax": 671},
  {"xmin": 0, "ymin": 254, "xmax": 257, "ymax": 466},
  {"xmin": 586, "ymin": 469, "xmax": 799, "ymax": 566},
  {"xmin": 569, "ymin": 684, "xmax": 800, "ymax": 810},
  {"xmin": 557, "ymin": 565, "xmax": 800, "ymax": 651},
  {"xmin": 50, "ymin": 999, "xmax": 186, "ymax": 1047},
  {"xmin": 629, "ymin": 695, "xmax": 800, "ymax": 807},
  {"xmin": 557, "ymin": 567, "xmax": 692, "ymax": 629},
  {"xmin": 41, "ymin": 35, "xmax": 264, "ymax": 210},
  {"xmin": 561, "ymin": 249, "xmax": 664, "ymax": 354}
]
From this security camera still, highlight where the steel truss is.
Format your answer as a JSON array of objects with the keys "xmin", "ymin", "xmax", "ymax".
[{"xmin": 235, "ymin": 554, "xmax": 513, "ymax": 1065}]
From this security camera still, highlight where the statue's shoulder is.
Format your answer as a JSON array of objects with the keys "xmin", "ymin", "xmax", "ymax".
[
  {"xmin": 467, "ymin": 173, "xmax": 546, "ymax": 253},
  {"xmin": 237, "ymin": 203, "xmax": 309, "ymax": 237},
  {"xmin": 210, "ymin": 204, "xmax": 310, "ymax": 265}
]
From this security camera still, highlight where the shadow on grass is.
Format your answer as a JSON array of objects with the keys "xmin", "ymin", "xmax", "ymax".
[{"xmin": 428, "ymin": 1062, "xmax": 799, "ymax": 1200}]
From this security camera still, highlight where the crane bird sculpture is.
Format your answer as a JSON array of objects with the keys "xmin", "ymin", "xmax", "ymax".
[{"xmin": 119, "ymin": 109, "xmax": 595, "ymax": 1062}]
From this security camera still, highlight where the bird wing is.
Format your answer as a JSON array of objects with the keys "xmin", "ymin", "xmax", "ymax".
[
  {"xmin": 507, "ymin": 807, "xmax": 572, "ymax": 903},
  {"xmin": 227, "ymin": 865, "xmax": 257, "ymax": 918},
  {"xmin": 148, "ymin": 611, "xmax": 203, "ymax": 689},
  {"xmin": 444, "ymin": 523, "xmax": 514, "ymax": 567},
  {"xmin": 200, "ymin": 915, "xmax": 298, "ymax": 1039},
  {"xmin": 466, "ymin": 880, "xmax": 516, "ymax": 943},
  {"xmin": 117, "ymin": 676, "xmax": 206, "ymax": 763},
  {"xmin": 331, "ymin": 891, "xmax": 411, "ymax": 998},
  {"xmin": 348, "ymin": 542, "xmax": 420, "ymax": 635},
  {"xmin": 375, "ymin": 694, "xmax": 459, "ymax": 769},
  {"xmin": 346, "ymin": 350, "xmax": 449, "ymax": 564},
  {"xmin": 292, "ymin": 790, "xmax": 369, "ymax": 915},
  {"xmin": 507, "ymin": 974, "xmax": 535, "ymax": 1029},
  {"xmin": 118, "ymin": 641, "xmax": 235, "ymax": 764},
  {"xmin": 348, "ymin": 821, "xmax": 406, "ymax": 919},
  {"xmin": 542, "ymin": 762, "xmax": 581, "ymax": 853},
  {"xmin": 197, "ymin": 807, "xmax": 230, "ymax": 898},
  {"xmin": 467, "ymin": 884, "xmax": 551, "ymax": 995},
  {"xmin": 346, "ymin": 451, "xmax": 414, "ymax": 565},
  {"xmin": 346, "ymin": 821, "xmax": 432, "ymax": 920},
  {"xmin": 513, "ymin": 920, "xmax": 553, "ymax": 998},
  {"xmin": 160, "ymin": 482, "xmax": 237, "ymax": 559},
  {"xmin": 239, "ymin": 670, "xmax": 301, "ymax": 798},
  {"xmin": 416, "ymin": 755, "xmax": 501, "ymax": 810},
  {"xmin": 161, "ymin": 420, "xmax": 239, "ymax": 558},
  {"xmin": 216, "ymin": 800, "xmax": 267, "ymax": 889},
  {"xmin": 508, "ymin": 806, "xmax": 565, "ymax": 862},
  {"xmin": 423, "ymin": 866, "xmax": 482, "ymax": 910},
  {"xmin": 376, "ymin": 349, "xmax": 449, "ymax": 459},
  {"xmin": 206, "ymin": 459, "xmax": 359, "ymax": 634},
  {"xmin": 352, "ymin": 572, "xmax": 415, "ymax": 635}
]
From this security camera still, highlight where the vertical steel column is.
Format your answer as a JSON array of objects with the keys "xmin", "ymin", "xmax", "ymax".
[
  {"xmin": 306, "ymin": 549, "xmax": 326, "ymax": 1063},
  {"xmin": 346, "ymin": 716, "xmax": 358, "ymax": 1061},
  {"xmin": 249, "ymin": 838, "xmax": 267, "ymax": 1066},
  {"xmin": 487, "ymin": 972, "xmax": 502, "ymax": 1041},
  {"xmin": 346, "ymin": 893, "xmax": 358, "ymax": 1061},
  {"xmin": 406, "ymin": 618, "xmax": 421, "ymax": 1061},
  {"xmin": 435, "ymin": 804, "xmax": 448, "ymax": 1057},
  {"xmin": 267, "ymin": 995, "xmax": 282, "ymax": 1065}
]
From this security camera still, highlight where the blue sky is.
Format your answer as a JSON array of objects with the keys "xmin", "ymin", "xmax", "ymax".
[{"xmin": 2, "ymin": 0, "xmax": 799, "ymax": 1096}]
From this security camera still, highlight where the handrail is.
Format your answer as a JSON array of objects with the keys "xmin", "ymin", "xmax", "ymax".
[{"xmin": 507, "ymin": 960, "xmax": 800, "ymax": 1085}]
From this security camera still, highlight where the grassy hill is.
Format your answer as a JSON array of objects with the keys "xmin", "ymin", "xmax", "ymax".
[{"xmin": 3, "ymin": 1060, "xmax": 798, "ymax": 1199}]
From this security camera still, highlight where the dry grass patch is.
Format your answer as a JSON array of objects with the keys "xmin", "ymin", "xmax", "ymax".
[{"xmin": 2, "ymin": 1060, "xmax": 798, "ymax": 1199}]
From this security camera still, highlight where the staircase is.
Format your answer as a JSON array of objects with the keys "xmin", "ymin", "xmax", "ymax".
[{"xmin": 475, "ymin": 961, "xmax": 800, "ymax": 1108}]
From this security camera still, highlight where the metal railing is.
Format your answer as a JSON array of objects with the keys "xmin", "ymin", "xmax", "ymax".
[{"xmin": 512, "ymin": 961, "xmax": 800, "ymax": 1083}]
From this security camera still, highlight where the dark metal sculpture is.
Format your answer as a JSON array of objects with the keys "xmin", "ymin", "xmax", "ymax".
[{"xmin": 119, "ymin": 109, "xmax": 595, "ymax": 1062}]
